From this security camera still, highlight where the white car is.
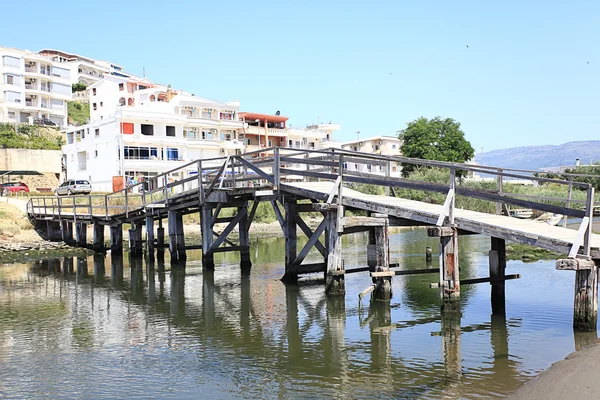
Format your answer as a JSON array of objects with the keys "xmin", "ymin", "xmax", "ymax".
[{"xmin": 55, "ymin": 180, "xmax": 92, "ymax": 196}]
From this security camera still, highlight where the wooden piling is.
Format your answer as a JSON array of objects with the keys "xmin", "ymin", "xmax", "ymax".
[
  {"xmin": 61, "ymin": 221, "xmax": 73, "ymax": 244},
  {"xmin": 429, "ymin": 226, "xmax": 460, "ymax": 312},
  {"xmin": 574, "ymin": 260, "xmax": 598, "ymax": 331},
  {"xmin": 490, "ymin": 237, "xmax": 506, "ymax": 315},
  {"xmin": 282, "ymin": 199, "xmax": 298, "ymax": 283},
  {"xmin": 93, "ymin": 253, "xmax": 105, "ymax": 283},
  {"xmin": 373, "ymin": 214, "xmax": 392, "ymax": 301},
  {"xmin": 168, "ymin": 210, "xmax": 186, "ymax": 263},
  {"xmin": 110, "ymin": 224, "xmax": 123, "ymax": 254},
  {"xmin": 93, "ymin": 223, "xmax": 105, "ymax": 251},
  {"xmin": 75, "ymin": 222, "xmax": 87, "ymax": 247},
  {"xmin": 238, "ymin": 204, "xmax": 252, "ymax": 270},
  {"xmin": 157, "ymin": 218, "xmax": 165, "ymax": 254},
  {"xmin": 201, "ymin": 205, "xmax": 214, "ymax": 269},
  {"xmin": 46, "ymin": 221, "xmax": 61, "ymax": 241},
  {"xmin": 367, "ymin": 228, "xmax": 376, "ymax": 281},
  {"xmin": 325, "ymin": 209, "xmax": 345, "ymax": 295},
  {"xmin": 146, "ymin": 216, "xmax": 155, "ymax": 255}
]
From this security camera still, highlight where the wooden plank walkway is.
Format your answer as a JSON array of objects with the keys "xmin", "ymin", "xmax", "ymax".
[{"xmin": 282, "ymin": 181, "xmax": 600, "ymax": 258}]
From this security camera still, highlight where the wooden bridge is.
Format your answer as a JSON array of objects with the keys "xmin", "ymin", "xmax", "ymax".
[{"xmin": 26, "ymin": 147, "xmax": 600, "ymax": 330}]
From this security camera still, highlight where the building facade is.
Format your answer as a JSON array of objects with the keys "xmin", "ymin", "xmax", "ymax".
[
  {"xmin": 340, "ymin": 135, "xmax": 403, "ymax": 177},
  {"xmin": 63, "ymin": 79, "xmax": 245, "ymax": 191},
  {"xmin": 0, "ymin": 47, "xmax": 73, "ymax": 128}
]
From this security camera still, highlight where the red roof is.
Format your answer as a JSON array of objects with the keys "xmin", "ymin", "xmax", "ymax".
[{"xmin": 240, "ymin": 112, "xmax": 289, "ymax": 123}]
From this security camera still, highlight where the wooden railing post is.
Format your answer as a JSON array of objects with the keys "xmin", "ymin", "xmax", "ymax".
[
  {"xmin": 496, "ymin": 169, "xmax": 504, "ymax": 215},
  {"xmin": 125, "ymin": 189, "xmax": 129, "ymax": 218},
  {"xmin": 449, "ymin": 168, "xmax": 456, "ymax": 225},
  {"xmin": 104, "ymin": 195, "xmax": 109, "ymax": 219},
  {"xmin": 57, "ymin": 196, "xmax": 62, "ymax": 220},
  {"xmin": 198, "ymin": 160, "xmax": 205, "ymax": 205},
  {"xmin": 230, "ymin": 156, "xmax": 236, "ymax": 188},
  {"xmin": 274, "ymin": 147, "xmax": 280, "ymax": 190},
  {"xmin": 337, "ymin": 154, "xmax": 344, "ymax": 233},
  {"xmin": 163, "ymin": 175, "xmax": 169, "ymax": 203},
  {"xmin": 43, "ymin": 197, "xmax": 47, "ymax": 216},
  {"xmin": 385, "ymin": 159, "xmax": 391, "ymax": 196},
  {"xmin": 584, "ymin": 186, "xmax": 594, "ymax": 257},
  {"xmin": 88, "ymin": 196, "xmax": 93, "ymax": 216},
  {"xmin": 563, "ymin": 176, "xmax": 574, "ymax": 228}
]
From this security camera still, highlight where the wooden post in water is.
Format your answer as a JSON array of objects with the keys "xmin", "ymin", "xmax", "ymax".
[
  {"xmin": 93, "ymin": 223, "xmax": 104, "ymax": 251},
  {"xmin": 489, "ymin": 237, "xmax": 506, "ymax": 315},
  {"xmin": 146, "ymin": 215, "xmax": 155, "ymax": 256},
  {"xmin": 556, "ymin": 258, "xmax": 598, "ymax": 331},
  {"xmin": 282, "ymin": 199, "xmax": 298, "ymax": 283},
  {"xmin": 61, "ymin": 221, "xmax": 73, "ymax": 244},
  {"xmin": 373, "ymin": 214, "xmax": 392, "ymax": 301},
  {"xmin": 238, "ymin": 203, "xmax": 252, "ymax": 270},
  {"xmin": 46, "ymin": 221, "xmax": 60, "ymax": 241},
  {"xmin": 93, "ymin": 253, "xmax": 105, "ymax": 283},
  {"xmin": 75, "ymin": 222, "xmax": 87, "ymax": 247},
  {"xmin": 428, "ymin": 226, "xmax": 460, "ymax": 312},
  {"xmin": 110, "ymin": 224, "xmax": 123, "ymax": 254},
  {"xmin": 168, "ymin": 210, "xmax": 186, "ymax": 263},
  {"xmin": 325, "ymin": 208, "xmax": 345, "ymax": 295},
  {"xmin": 367, "ymin": 228, "xmax": 376, "ymax": 280},
  {"xmin": 157, "ymin": 218, "xmax": 165, "ymax": 254},
  {"xmin": 201, "ymin": 205, "xmax": 215, "ymax": 269}
]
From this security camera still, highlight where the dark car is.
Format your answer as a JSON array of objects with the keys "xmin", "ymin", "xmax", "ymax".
[
  {"xmin": 0, "ymin": 182, "xmax": 30, "ymax": 194},
  {"xmin": 33, "ymin": 118, "xmax": 57, "ymax": 127}
]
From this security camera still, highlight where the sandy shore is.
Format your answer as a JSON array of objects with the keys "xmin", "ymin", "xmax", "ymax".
[{"xmin": 509, "ymin": 339, "xmax": 600, "ymax": 399}]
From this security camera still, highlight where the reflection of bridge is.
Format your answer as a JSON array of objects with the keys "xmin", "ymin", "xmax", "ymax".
[
  {"xmin": 25, "ymin": 254, "xmax": 550, "ymax": 398},
  {"xmin": 26, "ymin": 147, "xmax": 600, "ymax": 329}
]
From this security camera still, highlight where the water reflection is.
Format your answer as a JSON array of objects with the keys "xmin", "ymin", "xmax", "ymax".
[{"xmin": 0, "ymin": 230, "xmax": 596, "ymax": 398}]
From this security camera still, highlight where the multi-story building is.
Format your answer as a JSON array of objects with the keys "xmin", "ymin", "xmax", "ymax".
[
  {"xmin": 62, "ymin": 78, "xmax": 245, "ymax": 191},
  {"xmin": 341, "ymin": 135, "xmax": 403, "ymax": 176},
  {"xmin": 239, "ymin": 112, "xmax": 340, "ymax": 155},
  {"xmin": 0, "ymin": 47, "xmax": 73, "ymax": 128}
]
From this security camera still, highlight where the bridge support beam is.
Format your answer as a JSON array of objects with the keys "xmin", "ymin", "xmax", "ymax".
[
  {"xmin": 93, "ymin": 223, "xmax": 104, "ymax": 251},
  {"xmin": 110, "ymin": 224, "xmax": 123, "ymax": 254},
  {"xmin": 282, "ymin": 199, "xmax": 298, "ymax": 283},
  {"xmin": 201, "ymin": 206, "xmax": 214, "ymax": 269},
  {"xmin": 157, "ymin": 218, "xmax": 165, "ymax": 254},
  {"xmin": 46, "ymin": 220, "xmax": 61, "ymax": 242},
  {"xmin": 128, "ymin": 223, "xmax": 143, "ymax": 257},
  {"xmin": 428, "ymin": 226, "xmax": 460, "ymax": 312},
  {"xmin": 372, "ymin": 215, "xmax": 392, "ymax": 301},
  {"xmin": 490, "ymin": 237, "xmax": 506, "ymax": 315},
  {"xmin": 238, "ymin": 204, "xmax": 252, "ymax": 271},
  {"xmin": 325, "ymin": 208, "xmax": 345, "ymax": 296},
  {"xmin": 146, "ymin": 216, "xmax": 155, "ymax": 258},
  {"xmin": 168, "ymin": 210, "xmax": 186, "ymax": 263},
  {"xmin": 61, "ymin": 221, "xmax": 73, "ymax": 244},
  {"xmin": 75, "ymin": 222, "xmax": 87, "ymax": 247}
]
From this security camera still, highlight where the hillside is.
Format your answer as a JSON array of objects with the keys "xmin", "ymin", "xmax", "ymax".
[
  {"xmin": 0, "ymin": 123, "xmax": 63, "ymax": 150},
  {"xmin": 67, "ymin": 101, "xmax": 90, "ymax": 126},
  {"xmin": 476, "ymin": 141, "xmax": 600, "ymax": 171}
]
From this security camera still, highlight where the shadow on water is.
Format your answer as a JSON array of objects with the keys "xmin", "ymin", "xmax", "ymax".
[{"xmin": 2, "ymin": 227, "xmax": 597, "ymax": 399}]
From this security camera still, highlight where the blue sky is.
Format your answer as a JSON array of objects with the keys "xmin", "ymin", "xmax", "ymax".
[{"xmin": 2, "ymin": 0, "xmax": 598, "ymax": 151}]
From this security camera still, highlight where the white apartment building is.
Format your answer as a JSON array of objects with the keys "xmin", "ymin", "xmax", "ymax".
[
  {"xmin": 341, "ymin": 135, "xmax": 403, "ymax": 177},
  {"xmin": 63, "ymin": 77, "xmax": 244, "ymax": 191},
  {"xmin": 0, "ymin": 47, "xmax": 72, "ymax": 128}
]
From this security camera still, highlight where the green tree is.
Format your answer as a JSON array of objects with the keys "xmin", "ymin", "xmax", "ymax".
[
  {"xmin": 399, "ymin": 117, "xmax": 475, "ymax": 177},
  {"xmin": 564, "ymin": 163, "xmax": 600, "ymax": 191},
  {"xmin": 72, "ymin": 83, "xmax": 87, "ymax": 93}
]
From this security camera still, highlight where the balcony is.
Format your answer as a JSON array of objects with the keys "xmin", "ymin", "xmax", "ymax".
[
  {"xmin": 25, "ymin": 101, "xmax": 37, "ymax": 107},
  {"xmin": 40, "ymin": 69, "xmax": 51, "ymax": 76},
  {"xmin": 25, "ymin": 83, "xmax": 37, "ymax": 90},
  {"xmin": 25, "ymin": 66, "xmax": 37, "ymax": 73},
  {"xmin": 40, "ymin": 86, "xmax": 50, "ymax": 93}
]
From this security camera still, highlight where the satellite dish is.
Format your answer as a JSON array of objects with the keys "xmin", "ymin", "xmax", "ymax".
[{"xmin": 275, "ymin": 110, "xmax": 280, "ymax": 116}]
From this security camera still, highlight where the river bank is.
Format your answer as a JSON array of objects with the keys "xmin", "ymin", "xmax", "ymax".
[{"xmin": 509, "ymin": 339, "xmax": 600, "ymax": 399}]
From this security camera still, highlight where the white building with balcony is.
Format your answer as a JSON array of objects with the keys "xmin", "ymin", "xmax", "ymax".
[
  {"xmin": 0, "ymin": 47, "xmax": 72, "ymax": 128},
  {"xmin": 63, "ymin": 77, "xmax": 244, "ymax": 191},
  {"xmin": 341, "ymin": 135, "xmax": 403, "ymax": 177}
]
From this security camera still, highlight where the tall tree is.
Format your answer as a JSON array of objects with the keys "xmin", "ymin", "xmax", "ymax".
[{"xmin": 399, "ymin": 117, "xmax": 475, "ymax": 177}]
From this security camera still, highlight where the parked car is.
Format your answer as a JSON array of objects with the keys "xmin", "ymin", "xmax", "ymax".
[
  {"xmin": 33, "ymin": 118, "xmax": 57, "ymax": 127},
  {"xmin": 0, "ymin": 182, "xmax": 30, "ymax": 194},
  {"xmin": 55, "ymin": 180, "xmax": 92, "ymax": 196}
]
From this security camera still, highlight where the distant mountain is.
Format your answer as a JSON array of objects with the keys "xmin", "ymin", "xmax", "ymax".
[{"xmin": 476, "ymin": 141, "xmax": 600, "ymax": 171}]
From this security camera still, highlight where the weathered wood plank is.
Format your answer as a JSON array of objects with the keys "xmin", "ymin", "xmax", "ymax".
[{"xmin": 556, "ymin": 258, "xmax": 596, "ymax": 270}]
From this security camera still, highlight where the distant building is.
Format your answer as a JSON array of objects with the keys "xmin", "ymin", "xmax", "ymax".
[
  {"xmin": 340, "ymin": 135, "xmax": 403, "ymax": 177},
  {"xmin": 0, "ymin": 47, "xmax": 73, "ymax": 128}
]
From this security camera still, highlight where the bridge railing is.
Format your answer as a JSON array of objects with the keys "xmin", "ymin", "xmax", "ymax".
[{"xmin": 26, "ymin": 146, "xmax": 596, "ymax": 258}]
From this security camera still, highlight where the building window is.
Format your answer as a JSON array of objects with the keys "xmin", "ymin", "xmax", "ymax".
[
  {"xmin": 7, "ymin": 111, "xmax": 15, "ymax": 119},
  {"xmin": 95, "ymin": 128, "xmax": 100, "ymax": 137},
  {"xmin": 119, "ymin": 97, "xmax": 125, "ymax": 106},
  {"xmin": 166, "ymin": 148, "xmax": 179, "ymax": 161},
  {"xmin": 5, "ymin": 75, "xmax": 15, "ymax": 85},
  {"xmin": 100, "ymin": 101, "xmax": 103, "ymax": 107},
  {"xmin": 392, "ymin": 144, "xmax": 397, "ymax": 149},
  {"xmin": 5, "ymin": 91, "xmax": 21, "ymax": 103},
  {"xmin": 141, "ymin": 124, "xmax": 154, "ymax": 136},
  {"xmin": 92, "ymin": 88, "xmax": 96, "ymax": 95},
  {"xmin": 81, "ymin": 129, "xmax": 85, "ymax": 139},
  {"xmin": 95, "ymin": 150, "xmax": 98, "ymax": 158},
  {"xmin": 288, "ymin": 140, "xmax": 292, "ymax": 147},
  {"xmin": 93, "ymin": 103, "xmax": 97, "ymax": 110},
  {"xmin": 268, "ymin": 140, "xmax": 272, "ymax": 147},
  {"xmin": 166, "ymin": 126, "xmax": 176, "ymax": 137},
  {"xmin": 375, "ymin": 145, "xmax": 380, "ymax": 151},
  {"xmin": 119, "ymin": 83, "xmax": 124, "ymax": 91},
  {"xmin": 3, "ymin": 56, "xmax": 20, "ymax": 68},
  {"xmin": 121, "ymin": 122, "xmax": 134, "ymax": 134}
]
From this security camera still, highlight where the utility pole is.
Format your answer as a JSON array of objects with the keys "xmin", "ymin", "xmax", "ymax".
[
  {"xmin": 356, "ymin": 131, "xmax": 360, "ymax": 141},
  {"xmin": 481, "ymin": 146, "xmax": 484, "ymax": 165}
]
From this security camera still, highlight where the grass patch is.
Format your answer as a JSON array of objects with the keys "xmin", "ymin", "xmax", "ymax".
[
  {"xmin": 0, "ymin": 203, "xmax": 33, "ymax": 236},
  {"xmin": 506, "ymin": 243, "xmax": 565, "ymax": 262},
  {"xmin": 0, "ymin": 123, "xmax": 63, "ymax": 150}
]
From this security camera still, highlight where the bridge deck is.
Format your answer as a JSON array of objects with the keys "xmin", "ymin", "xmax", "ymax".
[{"xmin": 282, "ymin": 182, "xmax": 600, "ymax": 258}]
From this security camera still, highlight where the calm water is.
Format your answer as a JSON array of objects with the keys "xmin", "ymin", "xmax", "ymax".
[{"xmin": 0, "ymin": 229, "xmax": 596, "ymax": 399}]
